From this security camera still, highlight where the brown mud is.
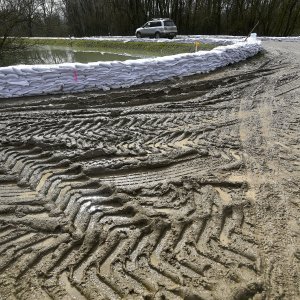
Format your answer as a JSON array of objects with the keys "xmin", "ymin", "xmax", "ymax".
[{"xmin": 0, "ymin": 41, "xmax": 299, "ymax": 299}]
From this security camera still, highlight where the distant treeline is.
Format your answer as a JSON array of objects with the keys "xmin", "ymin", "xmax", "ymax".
[
  {"xmin": 1, "ymin": 0, "xmax": 300, "ymax": 39},
  {"xmin": 65, "ymin": 0, "xmax": 300, "ymax": 37}
]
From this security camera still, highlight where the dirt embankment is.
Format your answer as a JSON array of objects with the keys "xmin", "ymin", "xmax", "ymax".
[{"xmin": 0, "ymin": 41, "xmax": 299, "ymax": 299}]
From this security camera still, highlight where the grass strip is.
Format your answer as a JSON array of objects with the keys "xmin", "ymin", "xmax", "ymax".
[{"xmin": 23, "ymin": 38, "xmax": 215, "ymax": 57}]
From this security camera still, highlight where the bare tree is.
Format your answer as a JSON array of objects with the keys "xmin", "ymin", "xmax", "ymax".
[
  {"xmin": 0, "ymin": 0, "xmax": 26, "ymax": 57},
  {"xmin": 21, "ymin": 0, "xmax": 43, "ymax": 36},
  {"xmin": 39, "ymin": 0, "xmax": 65, "ymax": 36}
]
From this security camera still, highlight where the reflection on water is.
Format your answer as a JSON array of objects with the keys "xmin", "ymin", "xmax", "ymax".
[{"xmin": 0, "ymin": 46, "xmax": 141, "ymax": 66}]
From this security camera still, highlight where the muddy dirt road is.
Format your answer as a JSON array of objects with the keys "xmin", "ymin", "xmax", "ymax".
[{"xmin": 0, "ymin": 41, "xmax": 299, "ymax": 300}]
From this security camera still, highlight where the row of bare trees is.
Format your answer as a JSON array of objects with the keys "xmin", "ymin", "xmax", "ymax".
[
  {"xmin": 1, "ymin": 0, "xmax": 300, "ymax": 40},
  {"xmin": 0, "ymin": 0, "xmax": 66, "ymax": 40},
  {"xmin": 63, "ymin": 0, "xmax": 300, "ymax": 36},
  {"xmin": 0, "ymin": 0, "xmax": 67, "ymax": 57}
]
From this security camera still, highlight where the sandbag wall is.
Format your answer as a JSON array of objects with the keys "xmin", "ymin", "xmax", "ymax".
[{"xmin": 0, "ymin": 39, "xmax": 262, "ymax": 99}]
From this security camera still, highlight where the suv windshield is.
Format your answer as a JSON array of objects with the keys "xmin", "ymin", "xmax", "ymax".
[{"xmin": 164, "ymin": 21, "xmax": 175, "ymax": 26}]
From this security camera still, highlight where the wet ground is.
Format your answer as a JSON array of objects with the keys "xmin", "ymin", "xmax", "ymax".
[{"xmin": 0, "ymin": 41, "xmax": 299, "ymax": 299}]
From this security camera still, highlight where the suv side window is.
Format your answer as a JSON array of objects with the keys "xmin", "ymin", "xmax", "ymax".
[
  {"xmin": 164, "ymin": 21, "xmax": 175, "ymax": 26},
  {"xmin": 150, "ymin": 21, "xmax": 161, "ymax": 27}
]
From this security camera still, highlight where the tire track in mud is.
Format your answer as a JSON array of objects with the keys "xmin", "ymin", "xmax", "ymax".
[{"xmin": 0, "ymin": 43, "xmax": 299, "ymax": 299}]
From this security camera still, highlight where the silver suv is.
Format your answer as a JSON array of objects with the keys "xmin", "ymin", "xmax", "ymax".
[{"xmin": 135, "ymin": 18, "xmax": 177, "ymax": 39}]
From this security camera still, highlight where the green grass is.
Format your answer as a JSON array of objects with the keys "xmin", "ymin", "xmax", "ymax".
[{"xmin": 23, "ymin": 38, "xmax": 215, "ymax": 57}]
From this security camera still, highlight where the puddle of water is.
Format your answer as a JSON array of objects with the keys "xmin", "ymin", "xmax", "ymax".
[{"xmin": 0, "ymin": 45, "xmax": 142, "ymax": 67}]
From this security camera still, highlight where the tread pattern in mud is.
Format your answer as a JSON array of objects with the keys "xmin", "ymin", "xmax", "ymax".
[{"xmin": 0, "ymin": 49, "xmax": 299, "ymax": 299}]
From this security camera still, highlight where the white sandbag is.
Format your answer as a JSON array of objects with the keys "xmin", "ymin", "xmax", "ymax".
[{"xmin": 0, "ymin": 38, "xmax": 262, "ymax": 98}]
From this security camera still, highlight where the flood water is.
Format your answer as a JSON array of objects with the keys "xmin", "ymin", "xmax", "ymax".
[{"xmin": 0, "ymin": 45, "xmax": 141, "ymax": 67}]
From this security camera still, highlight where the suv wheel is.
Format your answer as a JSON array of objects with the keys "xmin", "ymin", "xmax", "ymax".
[
  {"xmin": 155, "ymin": 32, "xmax": 160, "ymax": 39},
  {"xmin": 136, "ymin": 32, "xmax": 141, "ymax": 38}
]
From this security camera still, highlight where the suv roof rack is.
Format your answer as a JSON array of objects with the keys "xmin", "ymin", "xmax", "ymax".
[{"xmin": 151, "ymin": 18, "xmax": 171, "ymax": 21}]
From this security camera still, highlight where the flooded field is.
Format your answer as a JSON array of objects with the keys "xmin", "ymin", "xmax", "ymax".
[{"xmin": 0, "ymin": 45, "xmax": 141, "ymax": 66}]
